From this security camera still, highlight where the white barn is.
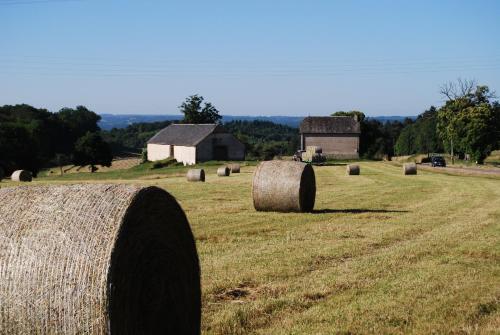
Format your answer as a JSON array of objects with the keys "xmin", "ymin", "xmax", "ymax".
[{"xmin": 147, "ymin": 124, "xmax": 245, "ymax": 165}]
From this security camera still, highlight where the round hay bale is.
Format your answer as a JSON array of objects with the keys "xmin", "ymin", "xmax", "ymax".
[
  {"xmin": 217, "ymin": 166, "xmax": 230, "ymax": 177},
  {"xmin": 346, "ymin": 164, "xmax": 360, "ymax": 175},
  {"xmin": 403, "ymin": 162, "xmax": 417, "ymax": 175},
  {"xmin": 187, "ymin": 169, "xmax": 205, "ymax": 182},
  {"xmin": 0, "ymin": 184, "xmax": 201, "ymax": 334},
  {"xmin": 252, "ymin": 160, "xmax": 316, "ymax": 212},
  {"xmin": 230, "ymin": 164, "xmax": 240, "ymax": 173},
  {"xmin": 11, "ymin": 170, "xmax": 32, "ymax": 182}
]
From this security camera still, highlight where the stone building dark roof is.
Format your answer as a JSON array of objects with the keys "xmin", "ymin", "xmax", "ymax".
[
  {"xmin": 147, "ymin": 124, "xmax": 224, "ymax": 146},
  {"xmin": 299, "ymin": 116, "xmax": 361, "ymax": 134}
]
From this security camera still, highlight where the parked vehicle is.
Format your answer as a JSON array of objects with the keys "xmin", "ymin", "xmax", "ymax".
[
  {"xmin": 431, "ymin": 156, "xmax": 446, "ymax": 167},
  {"xmin": 293, "ymin": 150, "xmax": 305, "ymax": 162},
  {"xmin": 293, "ymin": 147, "xmax": 326, "ymax": 164}
]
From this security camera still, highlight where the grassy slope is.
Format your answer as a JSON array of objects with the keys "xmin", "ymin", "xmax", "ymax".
[{"xmin": 2, "ymin": 162, "xmax": 499, "ymax": 334}]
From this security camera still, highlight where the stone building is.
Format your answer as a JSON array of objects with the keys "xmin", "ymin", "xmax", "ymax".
[
  {"xmin": 147, "ymin": 124, "xmax": 245, "ymax": 165},
  {"xmin": 299, "ymin": 116, "xmax": 361, "ymax": 159}
]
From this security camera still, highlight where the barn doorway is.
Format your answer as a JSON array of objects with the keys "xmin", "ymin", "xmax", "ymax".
[
  {"xmin": 169, "ymin": 145, "xmax": 174, "ymax": 157},
  {"xmin": 213, "ymin": 146, "xmax": 228, "ymax": 160}
]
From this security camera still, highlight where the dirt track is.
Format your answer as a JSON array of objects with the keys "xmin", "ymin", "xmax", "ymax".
[{"xmin": 419, "ymin": 163, "xmax": 500, "ymax": 176}]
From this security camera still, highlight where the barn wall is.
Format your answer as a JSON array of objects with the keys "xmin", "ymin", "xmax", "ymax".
[
  {"xmin": 196, "ymin": 134, "xmax": 245, "ymax": 161},
  {"xmin": 195, "ymin": 137, "xmax": 213, "ymax": 162},
  {"xmin": 303, "ymin": 134, "xmax": 359, "ymax": 159},
  {"xmin": 147, "ymin": 143, "xmax": 171, "ymax": 161},
  {"xmin": 173, "ymin": 146, "xmax": 197, "ymax": 165}
]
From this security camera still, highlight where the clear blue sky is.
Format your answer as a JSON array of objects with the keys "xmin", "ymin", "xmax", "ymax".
[{"xmin": 1, "ymin": 0, "xmax": 499, "ymax": 116}]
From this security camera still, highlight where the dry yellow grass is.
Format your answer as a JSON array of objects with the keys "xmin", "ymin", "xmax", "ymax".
[
  {"xmin": 2, "ymin": 162, "xmax": 499, "ymax": 334},
  {"xmin": 43, "ymin": 157, "xmax": 141, "ymax": 176}
]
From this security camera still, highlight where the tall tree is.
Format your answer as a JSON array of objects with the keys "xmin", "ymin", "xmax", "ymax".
[
  {"xmin": 179, "ymin": 95, "xmax": 222, "ymax": 124},
  {"xmin": 56, "ymin": 106, "xmax": 102, "ymax": 153},
  {"xmin": 0, "ymin": 123, "xmax": 39, "ymax": 175},
  {"xmin": 72, "ymin": 132, "xmax": 113, "ymax": 172},
  {"xmin": 394, "ymin": 107, "xmax": 442, "ymax": 156},
  {"xmin": 437, "ymin": 81, "xmax": 498, "ymax": 163}
]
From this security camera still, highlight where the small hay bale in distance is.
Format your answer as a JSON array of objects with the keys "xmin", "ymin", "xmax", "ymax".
[
  {"xmin": 186, "ymin": 168, "xmax": 205, "ymax": 182},
  {"xmin": 217, "ymin": 166, "xmax": 230, "ymax": 176},
  {"xmin": 252, "ymin": 160, "xmax": 316, "ymax": 212},
  {"xmin": 11, "ymin": 170, "xmax": 32, "ymax": 182},
  {"xmin": 0, "ymin": 184, "xmax": 201, "ymax": 334},
  {"xmin": 229, "ymin": 163, "xmax": 240, "ymax": 173},
  {"xmin": 403, "ymin": 162, "xmax": 417, "ymax": 175},
  {"xmin": 346, "ymin": 164, "xmax": 360, "ymax": 175}
]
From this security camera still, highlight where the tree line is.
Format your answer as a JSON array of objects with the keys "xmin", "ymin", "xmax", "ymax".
[
  {"xmin": 4, "ymin": 85, "xmax": 498, "ymax": 177},
  {"xmin": 0, "ymin": 104, "xmax": 112, "ymax": 175},
  {"xmin": 395, "ymin": 80, "xmax": 500, "ymax": 163},
  {"xmin": 331, "ymin": 111, "xmax": 411, "ymax": 159}
]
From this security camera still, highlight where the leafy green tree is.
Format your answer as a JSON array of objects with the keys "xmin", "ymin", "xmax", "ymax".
[
  {"xmin": 56, "ymin": 106, "xmax": 102, "ymax": 153},
  {"xmin": 179, "ymin": 95, "xmax": 222, "ymax": 124},
  {"xmin": 72, "ymin": 132, "xmax": 113, "ymax": 172},
  {"xmin": 394, "ymin": 107, "xmax": 442, "ymax": 156},
  {"xmin": 0, "ymin": 104, "xmax": 61, "ymax": 164},
  {"xmin": 0, "ymin": 123, "xmax": 39, "ymax": 175},
  {"xmin": 437, "ymin": 82, "xmax": 498, "ymax": 163}
]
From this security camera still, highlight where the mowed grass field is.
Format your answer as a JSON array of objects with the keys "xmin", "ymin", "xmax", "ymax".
[{"xmin": 2, "ymin": 162, "xmax": 500, "ymax": 334}]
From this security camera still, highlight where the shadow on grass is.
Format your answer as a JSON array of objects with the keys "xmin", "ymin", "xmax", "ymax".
[{"xmin": 312, "ymin": 208, "xmax": 409, "ymax": 214}]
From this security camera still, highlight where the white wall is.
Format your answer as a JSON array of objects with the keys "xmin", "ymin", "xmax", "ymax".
[
  {"xmin": 173, "ymin": 146, "xmax": 197, "ymax": 165},
  {"xmin": 147, "ymin": 144, "xmax": 171, "ymax": 161},
  {"xmin": 148, "ymin": 143, "xmax": 197, "ymax": 165}
]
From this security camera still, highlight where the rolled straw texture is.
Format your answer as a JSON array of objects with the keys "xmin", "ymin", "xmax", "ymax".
[
  {"xmin": 403, "ymin": 163, "xmax": 417, "ymax": 175},
  {"xmin": 252, "ymin": 160, "xmax": 316, "ymax": 212},
  {"xmin": 230, "ymin": 164, "xmax": 240, "ymax": 173},
  {"xmin": 0, "ymin": 184, "xmax": 201, "ymax": 334},
  {"xmin": 187, "ymin": 169, "xmax": 205, "ymax": 182},
  {"xmin": 11, "ymin": 170, "xmax": 32, "ymax": 182},
  {"xmin": 217, "ymin": 166, "xmax": 230, "ymax": 176},
  {"xmin": 346, "ymin": 164, "xmax": 360, "ymax": 175}
]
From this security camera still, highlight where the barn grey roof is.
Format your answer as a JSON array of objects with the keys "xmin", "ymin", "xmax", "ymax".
[
  {"xmin": 147, "ymin": 124, "xmax": 222, "ymax": 146},
  {"xmin": 299, "ymin": 116, "xmax": 361, "ymax": 134}
]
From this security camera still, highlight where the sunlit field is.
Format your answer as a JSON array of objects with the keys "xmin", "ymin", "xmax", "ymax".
[{"xmin": 3, "ymin": 162, "xmax": 499, "ymax": 334}]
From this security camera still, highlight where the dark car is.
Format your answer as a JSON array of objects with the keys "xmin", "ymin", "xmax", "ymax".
[{"xmin": 431, "ymin": 156, "xmax": 446, "ymax": 167}]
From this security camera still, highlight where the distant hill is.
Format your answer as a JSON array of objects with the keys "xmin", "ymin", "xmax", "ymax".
[{"xmin": 98, "ymin": 114, "xmax": 415, "ymax": 130}]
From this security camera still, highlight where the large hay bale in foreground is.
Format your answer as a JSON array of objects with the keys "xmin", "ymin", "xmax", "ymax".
[
  {"xmin": 252, "ymin": 160, "xmax": 316, "ymax": 212},
  {"xmin": 346, "ymin": 164, "xmax": 360, "ymax": 175},
  {"xmin": 230, "ymin": 163, "xmax": 240, "ymax": 173},
  {"xmin": 187, "ymin": 169, "xmax": 205, "ymax": 182},
  {"xmin": 11, "ymin": 170, "xmax": 32, "ymax": 182},
  {"xmin": 0, "ymin": 184, "xmax": 201, "ymax": 334},
  {"xmin": 403, "ymin": 162, "xmax": 417, "ymax": 175},
  {"xmin": 217, "ymin": 166, "xmax": 230, "ymax": 176}
]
